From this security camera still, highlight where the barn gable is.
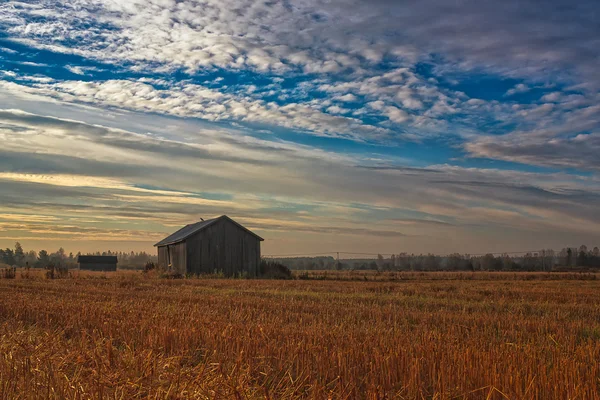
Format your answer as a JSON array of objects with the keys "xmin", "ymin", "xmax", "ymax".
[{"xmin": 154, "ymin": 215, "xmax": 263, "ymax": 247}]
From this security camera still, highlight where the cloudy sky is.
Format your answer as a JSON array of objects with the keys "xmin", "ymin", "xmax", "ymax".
[{"xmin": 1, "ymin": 0, "xmax": 599, "ymax": 255}]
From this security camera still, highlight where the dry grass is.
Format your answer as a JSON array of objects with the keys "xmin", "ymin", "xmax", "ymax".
[
  {"xmin": 0, "ymin": 270, "xmax": 599, "ymax": 399},
  {"xmin": 294, "ymin": 269, "xmax": 599, "ymax": 281}
]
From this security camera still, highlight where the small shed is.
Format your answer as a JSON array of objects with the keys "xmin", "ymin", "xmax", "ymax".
[
  {"xmin": 154, "ymin": 215, "xmax": 263, "ymax": 277},
  {"xmin": 78, "ymin": 255, "xmax": 118, "ymax": 271}
]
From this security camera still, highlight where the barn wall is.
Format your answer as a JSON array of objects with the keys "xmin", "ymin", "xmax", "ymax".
[
  {"xmin": 158, "ymin": 246, "xmax": 168, "ymax": 270},
  {"xmin": 185, "ymin": 219, "xmax": 261, "ymax": 277},
  {"xmin": 171, "ymin": 242, "xmax": 187, "ymax": 275},
  {"xmin": 185, "ymin": 220, "xmax": 222, "ymax": 275},
  {"xmin": 79, "ymin": 263, "xmax": 117, "ymax": 271},
  {"xmin": 157, "ymin": 242, "xmax": 187, "ymax": 275}
]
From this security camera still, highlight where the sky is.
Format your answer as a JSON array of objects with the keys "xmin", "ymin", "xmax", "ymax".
[{"xmin": 0, "ymin": 0, "xmax": 599, "ymax": 256}]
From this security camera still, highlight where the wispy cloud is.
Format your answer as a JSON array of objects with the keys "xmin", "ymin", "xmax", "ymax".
[{"xmin": 0, "ymin": 107, "xmax": 598, "ymax": 252}]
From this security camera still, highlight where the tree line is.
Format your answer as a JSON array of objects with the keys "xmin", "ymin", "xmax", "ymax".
[
  {"xmin": 3, "ymin": 242, "xmax": 599, "ymax": 272},
  {"xmin": 272, "ymin": 246, "xmax": 600, "ymax": 272},
  {"xmin": 0, "ymin": 243, "xmax": 157, "ymax": 269}
]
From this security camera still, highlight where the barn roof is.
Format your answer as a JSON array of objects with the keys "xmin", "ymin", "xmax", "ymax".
[
  {"xmin": 154, "ymin": 215, "xmax": 264, "ymax": 247},
  {"xmin": 78, "ymin": 255, "xmax": 118, "ymax": 263}
]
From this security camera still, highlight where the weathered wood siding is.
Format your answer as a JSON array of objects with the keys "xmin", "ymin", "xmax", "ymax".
[
  {"xmin": 79, "ymin": 263, "xmax": 117, "ymax": 272},
  {"xmin": 158, "ymin": 246, "xmax": 168, "ymax": 270},
  {"xmin": 157, "ymin": 242, "xmax": 187, "ymax": 275},
  {"xmin": 185, "ymin": 218, "xmax": 261, "ymax": 277}
]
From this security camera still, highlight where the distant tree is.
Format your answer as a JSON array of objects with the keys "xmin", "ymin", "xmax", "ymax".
[
  {"xmin": 501, "ymin": 254, "xmax": 515, "ymax": 270},
  {"xmin": 466, "ymin": 258, "xmax": 475, "ymax": 271},
  {"xmin": 480, "ymin": 254, "xmax": 500, "ymax": 271},
  {"xmin": 578, "ymin": 245, "xmax": 588, "ymax": 267},
  {"xmin": 376, "ymin": 254, "xmax": 384, "ymax": 270},
  {"xmin": 14, "ymin": 242, "xmax": 25, "ymax": 266},
  {"xmin": 24, "ymin": 250, "xmax": 37, "ymax": 266},
  {"xmin": 447, "ymin": 253, "xmax": 467, "ymax": 271},
  {"xmin": 567, "ymin": 248, "xmax": 573, "ymax": 267},
  {"xmin": 37, "ymin": 250, "xmax": 50, "ymax": 268},
  {"xmin": 50, "ymin": 247, "xmax": 67, "ymax": 266},
  {"xmin": 2, "ymin": 248, "xmax": 15, "ymax": 266},
  {"xmin": 397, "ymin": 253, "xmax": 410, "ymax": 270},
  {"xmin": 410, "ymin": 255, "xmax": 422, "ymax": 271},
  {"xmin": 541, "ymin": 249, "xmax": 555, "ymax": 271},
  {"xmin": 592, "ymin": 247, "xmax": 600, "ymax": 269},
  {"xmin": 523, "ymin": 252, "xmax": 543, "ymax": 270},
  {"xmin": 423, "ymin": 254, "xmax": 440, "ymax": 270}
]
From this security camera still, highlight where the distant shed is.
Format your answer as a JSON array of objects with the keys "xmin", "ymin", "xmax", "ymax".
[
  {"xmin": 78, "ymin": 255, "xmax": 118, "ymax": 271},
  {"xmin": 154, "ymin": 215, "xmax": 263, "ymax": 277}
]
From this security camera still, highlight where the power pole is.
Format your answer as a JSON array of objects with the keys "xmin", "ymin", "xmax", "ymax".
[{"xmin": 337, "ymin": 252, "xmax": 340, "ymax": 270}]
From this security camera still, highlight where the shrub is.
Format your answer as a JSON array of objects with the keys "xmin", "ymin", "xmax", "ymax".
[
  {"xmin": 1, "ymin": 267, "xmax": 16, "ymax": 279},
  {"xmin": 45, "ymin": 264, "xmax": 69, "ymax": 279},
  {"xmin": 143, "ymin": 261, "xmax": 157, "ymax": 273},
  {"xmin": 259, "ymin": 260, "xmax": 293, "ymax": 279},
  {"xmin": 159, "ymin": 271, "xmax": 184, "ymax": 279}
]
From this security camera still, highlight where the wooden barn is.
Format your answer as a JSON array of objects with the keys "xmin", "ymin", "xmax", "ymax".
[
  {"xmin": 78, "ymin": 255, "xmax": 118, "ymax": 271},
  {"xmin": 154, "ymin": 215, "xmax": 264, "ymax": 277}
]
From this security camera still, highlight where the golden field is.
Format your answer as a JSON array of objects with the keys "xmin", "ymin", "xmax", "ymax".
[{"xmin": 0, "ymin": 270, "xmax": 599, "ymax": 399}]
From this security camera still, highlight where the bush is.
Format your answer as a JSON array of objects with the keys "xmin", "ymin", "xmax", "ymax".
[
  {"xmin": 259, "ymin": 260, "xmax": 293, "ymax": 279},
  {"xmin": 45, "ymin": 264, "xmax": 69, "ymax": 279},
  {"xmin": 159, "ymin": 271, "xmax": 184, "ymax": 279},
  {"xmin": 2, "ymin": 267, "xmax": 16, "ymax": 279},
  {"xmin": 143, "ymin": 261, "xmax": 157, "ymax": 273}
]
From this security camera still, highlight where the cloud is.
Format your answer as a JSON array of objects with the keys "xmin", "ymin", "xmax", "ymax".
[
  {"xmin": 383, "ymin": 106, "xmax": 410, "ymax": 124},
  {"xmin": 505, "ymin": 83, "xmax": 529, "ymax": 96},
  {"xmin": 0, "ymin": 80, "xmax": 393, "ymax": 141},
  {"xmin": 2, "ymin": 0, "xmax": 599, "ymax": 151},
  {"xmin": 335, "ymin": 93, "xmax": 358, "ymax": 102},
  {"xmin": 466, "ymin": 132, "xmax": 600, "ymax": 170},
  {"xmin": 65, "ymin": 65, "xmax": 85, "ymax": 75},
  {"xmin": 1, "ymin": 1, "xmax": 600, "ymax": 252},
  {"xmin": 1, "ymin": 108, "xmax": 598, "ymax": 250},
  {"xmin": 3, "ymin": 0, "xmax": 598, "ymax": 86}
]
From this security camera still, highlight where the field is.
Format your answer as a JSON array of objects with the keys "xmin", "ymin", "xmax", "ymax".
[{"xmin": 0, "ymin": 271, "xmax": 599, "ymax": 399}]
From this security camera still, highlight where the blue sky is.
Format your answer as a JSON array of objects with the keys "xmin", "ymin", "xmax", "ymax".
[{"xmin": 0, "ymin": 0, "xmax": 599, "ymax": 255}]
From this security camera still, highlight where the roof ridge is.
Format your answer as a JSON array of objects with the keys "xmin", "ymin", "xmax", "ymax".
[{"xmin": 154, "ymin": 215, "xmax": 263, "ymax": 246}]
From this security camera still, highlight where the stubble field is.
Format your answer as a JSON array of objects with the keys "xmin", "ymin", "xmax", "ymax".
[{"xmin": 0, "ymin": 271, "xmax": 599, "ymax": 399}]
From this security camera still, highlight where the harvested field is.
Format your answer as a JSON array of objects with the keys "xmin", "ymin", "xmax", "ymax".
[{"xmin": 0, "ymin": 271, "xmax": 599, "ymax": 399}]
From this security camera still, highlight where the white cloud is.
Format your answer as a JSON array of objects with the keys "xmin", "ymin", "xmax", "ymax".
[
  {"xmin": 505, "ymin": 83, "xmax": 529, "ymax": 96},
  {"xmin": 541, "ymin": 92, "xmax": 561, "ymax": 102},
  {"xmin": 335, "ymin": 93, "xmax": 358, "ymax": 102},
  {"xmin": 383, "ymin": 106, "xmax": 410, "ymax": 123},
  {"xmin": 65, "ymin": 65, "xmax": 85, "ymax": 75},
  {"xmin": 1, "ymin": 0, "xmax": 598, "ymax": 91},
  {"xmin": 4, "ymin": 1, "xmax": 596, "ymax": 146},
  {"xmin": 326, "ymin": 105, "xmax": 349, "ymax": 114},
  {"xmin": 0, "ymin": 79, "xmax": 391, "ymax": 141}
]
